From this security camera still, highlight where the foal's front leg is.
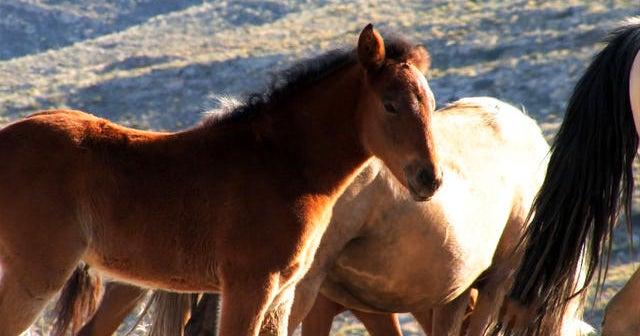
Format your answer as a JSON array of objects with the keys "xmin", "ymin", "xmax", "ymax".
[{"xmin": 219, "ymin": 272, "xmax": 294, "ymax": 336}]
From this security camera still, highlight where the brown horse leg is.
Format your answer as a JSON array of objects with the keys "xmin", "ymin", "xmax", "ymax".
[
  {"xmin": 351, "ymin": 311, "xmax": 402, "ymax": 336},
  {"xmin": 0, "ymin": 268, "xmax": 61, "ymax": 336},
  {"xmin": 76, "ymin": 283, "xmax": 146, "ymax": 336},
  {"xmin": 0, "ymin": 220, "xmax": 86, "ymax": 335},
  {"xmin": 216, "ymin": 272, "xmax": 285, "ymax": 336},
  {"xmin": 301, "ymin": 294, "xmax": 347, "ymax": 336},
  {"xmin": 412, "ymin": 309, "xmax": 434, "ymax": 335},
  {"xmin": 602, "ymin": 268, "xmax": 640, "ymax": 335},
  {"xmin": 0, "ymin": 258, "xmax": 84, "ymax": 335},
  {"xmin": 431, "ymin": 288, "xmax": 473, "ymax": 336}
]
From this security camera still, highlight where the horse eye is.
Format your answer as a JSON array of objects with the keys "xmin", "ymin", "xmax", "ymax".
[{"xmin": 383, "ymin": 102, "xmax": 398, "ymax": 114}]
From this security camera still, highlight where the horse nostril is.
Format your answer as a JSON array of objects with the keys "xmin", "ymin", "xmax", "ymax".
[
  {"xmin": 416, "ymin": 167, "xmax": 442, "ymax": 192},
  {"xmin": 418, "ymin": 168, "xmax": 435, "ymax": 188}
]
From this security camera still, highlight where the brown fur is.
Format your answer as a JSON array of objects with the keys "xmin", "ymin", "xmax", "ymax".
[{"xmin": 0, "ymin": 24, "xmax": 439, "ymax": 336}]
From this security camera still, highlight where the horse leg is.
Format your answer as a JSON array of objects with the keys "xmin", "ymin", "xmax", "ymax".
[
  {"xmin": 286, "ymin": 270, "xmax": 328, "ymax": 334},
  {"xmin": 217, "ymin": 272, "xmax": 286, "ymax": 336},
  {"xmin": 466, "ymin": 270, "xmax": 512, "ymax": 336},
  {"xmin": 431, "ymin": 288, "xmax": 472, "ymax": 336},
  {"xmin": 76, "ymin": 282, "xmax": 146, "ymax": 336},
  {"xmin": 301, "ymin": 294, "xmax": 346, "ymax": 336},
  {"xmin": 184, "ymin": 293, "xmax": 221, "ymax": 336},
  {"xmin": 461, "ymin": 288, "xmax": 478, "ymax": 335},
  {"xmin": 411, "ymin": 290, "xmax": 478, "ymax": 336},
  {"xmin": 351, "ymin": 311, "xmax": 402, "ymax": 336},
  {"xmin": 412, "ymin": 309, "xmax": 434, "ymax": 335},
  {"xmin": 0, "ymin": 256, "xmax": 85, "ymax": 335},
  {"xmin": 601, "ymin": 268, "xmax": 640, "ymax": 335},
  {"xmin": 0, "ymin": 218, "xmax": 86, "ymax": 335}
]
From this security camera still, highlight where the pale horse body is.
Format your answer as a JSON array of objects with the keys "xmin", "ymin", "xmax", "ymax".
[{"xmin": 303, "ymin": 97, "xmax": 583, "ymax": 336}]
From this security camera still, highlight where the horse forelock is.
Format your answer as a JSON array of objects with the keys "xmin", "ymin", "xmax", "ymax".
[
  {"xmin": 199, "ymin": 34, "xmax": 424, "ymax": 127},
  {"xmin": 508, "ymin": 17, "xmax": 640, "ymax": 329}
]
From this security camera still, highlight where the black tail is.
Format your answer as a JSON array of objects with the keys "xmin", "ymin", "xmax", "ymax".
[
  {"xmin": 51, "ymin": 264, "xmax": 101, "ymax": 336},
  {"xmin": 508, "ymin": 17, "xmax": 640, "ymax": 330}
]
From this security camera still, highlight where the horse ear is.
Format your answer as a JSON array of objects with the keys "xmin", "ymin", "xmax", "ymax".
[
  {"xmin": 358, "ymin": 23, "xmax": 385, "ymax": 72},
  {"xmin": 410, "ymin": 45, "xmax": 431, "ymax": 74}
]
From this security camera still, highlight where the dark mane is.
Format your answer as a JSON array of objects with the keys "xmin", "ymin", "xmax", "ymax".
[
  {"xmin": 508, "ymin": 17, "xmax": 640, "ymax": 332},
  {"xmin": 201, "ymin": 34, "xmax": 421, "ymax": 125}
]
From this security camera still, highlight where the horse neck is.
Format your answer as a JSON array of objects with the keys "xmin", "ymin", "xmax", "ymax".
[{"xmin": 260, "ymin": 64, "xmax": 371, "ymax": 200}]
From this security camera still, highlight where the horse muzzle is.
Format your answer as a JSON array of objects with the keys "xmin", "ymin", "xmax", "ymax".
[{"xmin": 404, "ymin": 162, "xmax": 442, "ymax": 201}]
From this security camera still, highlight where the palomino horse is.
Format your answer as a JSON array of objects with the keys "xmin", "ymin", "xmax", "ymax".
[
  {"xmin": 54, "ymin": 97, "xmax": 588, "ymax": 335},
  {"xmin": 501, "ymin": 17, "xmax": 640, "ymax": 335},
  {"xmin": 0, "ymin": 24, "xmax": 442, "ymax": 336}
]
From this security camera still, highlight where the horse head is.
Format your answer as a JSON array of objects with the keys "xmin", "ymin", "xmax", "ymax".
[{"xmin": 355, "ymin": 24, "xmax": 441, "ymax": 201}]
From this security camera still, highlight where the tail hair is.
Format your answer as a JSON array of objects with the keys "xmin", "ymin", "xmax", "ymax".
[
  {"xmin": 148, "ymin": 291, "xmax": 192, "ymax": 336},
  {"xmin": 51, "ymin": 264, "xmax": 101, "ymax": 336},
  {"xmin": 508, "ymin": 16, "xmax": 640, "ymax": 331}
]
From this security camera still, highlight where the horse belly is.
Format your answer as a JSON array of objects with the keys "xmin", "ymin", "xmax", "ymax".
[
  {"xmin": 325, "ymin": 233, "xmax": 478, "ymax": 312},
  {"xmin": 83, "ymin": 239, "xmax": 220, "ymax": 292},
  {"xmin": 80, "ymin": 209, "xmax": 222, "ymax": 292},
  {"xmin": 323, "ymin": 205, "xmax": 507, "ymax": 313}
]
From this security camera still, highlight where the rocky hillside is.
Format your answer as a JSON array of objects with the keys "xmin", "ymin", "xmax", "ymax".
[{"xmin": 2, "ymin": 0, "xmax": 639, "ymax": 334}]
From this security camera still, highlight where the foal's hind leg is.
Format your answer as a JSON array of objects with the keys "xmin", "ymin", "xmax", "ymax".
[
  {"xmin": 0, "ymin": 193, "xmax": 92, "ymax": 336},
  {"xmin": 0, "ymin": 231, "xmax": 86, "ymax": 335}
]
